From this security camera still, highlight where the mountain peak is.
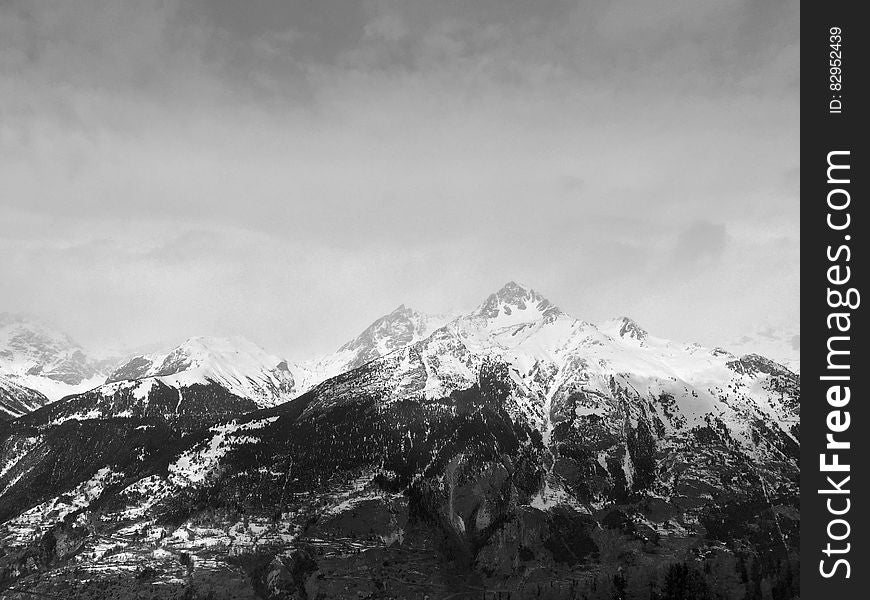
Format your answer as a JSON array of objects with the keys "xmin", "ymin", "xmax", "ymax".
[
  {"xmin": 495, "ymin": 280, "xmax": 535, "ymax": 299},
  {"xmin": 387, "ymin": 304, "xmax": 415, "ymax": 318},
  {"xmin": 103, "ymin": 335, "xmax": 297, "ymax": 408},
  {"xmin": 336, "ymin": 304, "xmax": 449, "ymax": 365},
  {"xmin": 599, "ymin": 316, "xmax": 648, "ymax": 342},
  {"xmin": 473, "ymin": 281, "xmax": 563, "ymax": 325}
]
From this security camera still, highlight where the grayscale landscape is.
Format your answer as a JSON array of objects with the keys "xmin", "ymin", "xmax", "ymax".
[{"xmin": 0, "ymin": 1, "xmax": 799, "ymax": 599}]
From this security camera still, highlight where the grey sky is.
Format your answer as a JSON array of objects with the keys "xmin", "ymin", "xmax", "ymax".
[{"xmin": 0, "ymin": 0, "xmax": 799, "ymax": 360}]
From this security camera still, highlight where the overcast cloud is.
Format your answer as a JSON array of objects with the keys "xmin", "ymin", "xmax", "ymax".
[{"xmin": 0, "ymin": 0, "xmax": 799, "ymax": 360}]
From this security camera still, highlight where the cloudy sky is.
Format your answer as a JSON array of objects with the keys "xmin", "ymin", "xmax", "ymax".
[{"xmin": 0, "ymin": 0, "xmax": 799, "ymax": 360}]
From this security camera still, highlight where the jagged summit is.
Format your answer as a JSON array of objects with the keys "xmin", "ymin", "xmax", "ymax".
[
  {"xmin": 472, "ymin": 281, "xmax": 564, "ymax": 326},
  {"xmin": 312, "ymin": 304, "xmax": 455, "ymax": 377},
  {"xmin": 312, "ymin": 284, "xmax": 568, "ymax": 388},
  {"xmin": 339, "ymin": 305, "xmax": 429, "ymax": 353},
  {"xmin": 3, "ymin": 284, "xmax": 799, "ymax": 427}
]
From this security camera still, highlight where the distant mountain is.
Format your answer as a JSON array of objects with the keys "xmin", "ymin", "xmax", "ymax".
[
  {"xmin": 303, "ymin": 304, "xmax": 456, "ymax": 387},
  {"xmin": 18, "ymin": 336, "xmax": 305, "ymax": 427},
  {"xmin": 0, "ymin": 284, "xmax": 799, "ymax": 598},
  {"xmin": 0, "ymin": 313, "xmax": 116, "ymax": 402},
  {"xmin": 105, "ymin": 336, "xmax": 302, "ymax": 403},
  {"xmin": 598, "ymin": 315, "xmax": 649, "ymax": 343}
]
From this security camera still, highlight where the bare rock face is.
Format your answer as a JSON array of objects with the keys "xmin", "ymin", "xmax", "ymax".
[{"xmin": 105, "ymin": 355, "xmax": 156, "ymax": 383}]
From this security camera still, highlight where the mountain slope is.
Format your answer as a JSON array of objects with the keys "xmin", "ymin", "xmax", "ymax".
[{"xmin": 0, "ymin": 376, "xmax": 48, "ymax": 421}]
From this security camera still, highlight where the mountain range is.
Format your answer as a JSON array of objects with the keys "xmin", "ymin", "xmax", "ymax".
[{"xmin": 0, "ymin": 284, "xmax": 799, "ymax": 599}]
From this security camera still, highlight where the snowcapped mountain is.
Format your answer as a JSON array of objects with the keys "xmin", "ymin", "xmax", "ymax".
[
  {"xmin": 302, "ymin": 303, "xmax": 456, "ymax": 388},
  {"xmin": 105, "ymin": 335, "xmax": 301, "ymax": 404},
  {"xmin": 472, "ymin": 280, "xmax": 565, "ymax": 325},
  {"xmin": 298, "ymin": 282, "xmax": 567, "ymax": 397},
  {"xmin": 0, "ymin": 283, "xmax": 799, "ymax": 598},
  {"xmin": 21, "ymin": 336, "xmax": 305, "ymax": 425},
  {"xmin": 300, "ymin": 282, "xmax": 798, "ymax": 457},
  {"xmin": 0, "ymin": 313, "xmax": 115, "ymax": 401}
]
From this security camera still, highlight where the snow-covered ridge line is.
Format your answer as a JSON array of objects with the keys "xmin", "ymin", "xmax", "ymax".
[
  {"xmin": 103, "ymin": 336, "xmax": 301, "ymax": 409},
  {"xmin": 4, "ymin": 282, "xmax": 798, "ymax": 425}
]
